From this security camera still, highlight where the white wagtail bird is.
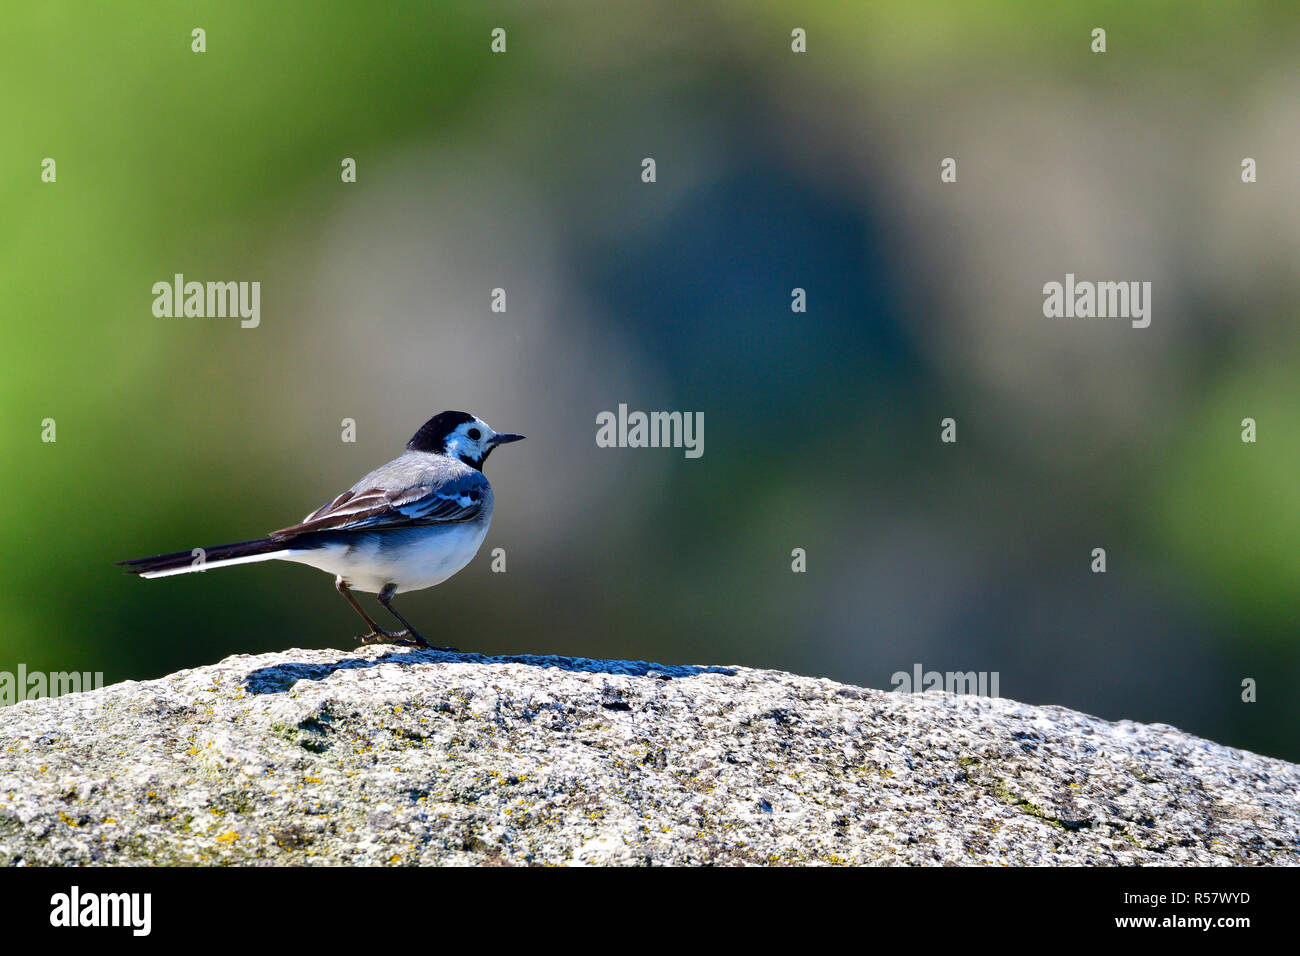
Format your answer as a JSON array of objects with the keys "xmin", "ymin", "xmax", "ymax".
[{"xmin": 119, "ymin": 411, "xmax": 523, "ymax": 649}]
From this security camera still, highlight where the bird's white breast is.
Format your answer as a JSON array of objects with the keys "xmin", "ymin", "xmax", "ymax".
[{"xmin": 281, "ymin": 520, "xmax": 490, "ymax": 594}]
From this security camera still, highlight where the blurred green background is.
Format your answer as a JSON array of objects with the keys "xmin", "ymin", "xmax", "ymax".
[{"xmin": 3, "ymin": 2, "xmax": 1298, "ymax": 760}]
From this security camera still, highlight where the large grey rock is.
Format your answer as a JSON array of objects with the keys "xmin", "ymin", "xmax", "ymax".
[{"xmin": 0, "ymin": 647, "xmax": 1295, "ymax": 866}]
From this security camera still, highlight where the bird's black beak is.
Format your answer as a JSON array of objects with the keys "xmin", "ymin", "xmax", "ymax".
[{"xmin": 491, "ymin": 433, "xmax": 525, "ymax": 446}]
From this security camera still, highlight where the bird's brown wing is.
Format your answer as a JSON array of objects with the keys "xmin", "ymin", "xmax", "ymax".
[{"xmin": 270, "ymin": 473, "xmax": 487, "ymax": 540}]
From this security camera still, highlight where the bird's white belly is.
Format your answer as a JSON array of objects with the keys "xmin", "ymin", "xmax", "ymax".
[{"xmin": 281, "ymin": 522, "xmax": 490, "ymax": 594}]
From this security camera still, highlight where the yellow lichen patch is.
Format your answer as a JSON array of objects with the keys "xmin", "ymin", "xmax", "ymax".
[{"xmin": 215, "ymin": 831, "xmax": 239, "ymax": 843}]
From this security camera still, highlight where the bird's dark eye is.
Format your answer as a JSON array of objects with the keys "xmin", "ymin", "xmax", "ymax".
[{"xmin": 467, "ymin": 428, "xmax": 482, "ymax": 441}]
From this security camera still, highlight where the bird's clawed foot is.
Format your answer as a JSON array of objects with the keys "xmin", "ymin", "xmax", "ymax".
[
  {"xmin": 355, "ymin": 629, "xmax": 458, "ymax": 652},
  {"xmin": 356, "ymin": 628, "xmax": 427, "ymax": 648}
]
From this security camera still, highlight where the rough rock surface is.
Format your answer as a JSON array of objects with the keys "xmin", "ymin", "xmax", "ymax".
[{"xmin": 0, "ymin": 647, "xmax": 1295, "ymax": 866}]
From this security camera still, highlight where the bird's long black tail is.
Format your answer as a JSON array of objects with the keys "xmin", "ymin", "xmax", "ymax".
[{"xmin": 117, "ymin": 537, "xmax": 290, "ymax": 578}]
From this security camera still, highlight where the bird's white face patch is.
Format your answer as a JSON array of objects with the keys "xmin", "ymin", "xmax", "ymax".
[{"xmin": 442, "ymin": 419, "xmax": 496, "ymax": 462}]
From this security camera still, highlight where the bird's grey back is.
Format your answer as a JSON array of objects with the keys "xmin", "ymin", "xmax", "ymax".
[
  {"xmin": 353, "ymin": 451, "xmax": 493, "ymax": 515},
  {"xmin": 352, "ymin": 450, "xmax": 476, "ymax": 489}
]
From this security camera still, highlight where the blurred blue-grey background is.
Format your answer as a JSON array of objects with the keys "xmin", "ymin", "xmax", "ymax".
[{"xmin": 4, "ymin": 2, "xmax": 1299, "ymax": 760}]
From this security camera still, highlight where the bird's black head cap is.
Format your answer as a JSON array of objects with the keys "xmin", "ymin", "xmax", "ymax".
[{"xmin": 406, "ymin": 411, "xmax": 476, "ymax": 453}]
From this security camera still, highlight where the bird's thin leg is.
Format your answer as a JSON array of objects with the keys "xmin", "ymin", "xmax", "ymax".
[
  {"xmin": 378, "ymin": 584, "xmax": 457, "ymax": 652},
  {"xmin": 335, "ymin": 577, "xmax": 406, "ymax": 645}
]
